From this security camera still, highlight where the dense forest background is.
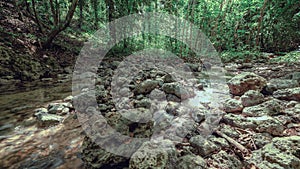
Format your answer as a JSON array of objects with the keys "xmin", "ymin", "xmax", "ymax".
[
  {"xmin": 11, "ymin": 0, "xmax": 300, "ymax": 56},
  {"xmin": 0, "ymin": 0, "xmax": 299, "ymax": 82}
]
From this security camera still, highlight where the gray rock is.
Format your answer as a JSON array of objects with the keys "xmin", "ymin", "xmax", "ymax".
[
  {"xmin": 227, "ymin": 72, "xmax": 267, "ymax": 96},
  {"xmin": 223, "ymin": 114, "xmax": 284, "ymax": 135},
  {"xmin": 63, "ymin": 95, "xmax": 73, "ymax": 102},
  {"xmin": 129, "ymin": 140, "xmax": 177, "ymax": 169},
  {"xmin": 284, "ymin": 105, "xmax": 300, "ymax": 122},
  {"xmin": 48, "ymin": 103, "xmax": 66, "ymax": 115},
  {"xmin": 189, "ymin": 136, "xmax": 219, "ymax": 156},
  {"xmin": 242, "ymin": 99, "xmax": 282, "ymax": 116},
  {"xmin": 273, "ymin": 87, "xmax": 300, "ymax": 101},
  {"xmin": 211, "ymin": 150, "xmax": 243, "ymax": 169},
  {"xmin": 240, "ymin": 90, "xmax": 264, "ymax": 107},
  {"xmin": 265, "ymin": 79, "xmax": 299, "ymax": 94},
  {"xmin": 35, "ymin": 113, "xmax": 64, "ymax": 126},
  {"xmin": 149, "ymin": 89, "xmax": 166, "ymax": 101},
  {"xmin": 284, "ymin": 72, "xmax": 300, "ymax": 82},
  {"xmin": 162, "ymin": 82, "xmax": 194, "ymax": 100},
  {"xmin": 163, "ymin": 74, "xmax": 175, "ymax": 83},
  {"xmin": 186, "ymin": 63, "xmax": 200, "ymax": 72},
  {"xmin": 81, "ymin": 137, "xmax": 129, "ymax": 169},
  {"xmin": 134, "ymin": 98, "xmax": 151, "ymax": 109},
  {"xmin": 34, "ymin": 108, "xmax": 48, "ymax": 114},
  {"xmin": 219, "ymin": 124, "xmax": 240, "ymax": 138},
  {"xmin": 175, "ymin": 155, "xmax": 206, "ymax": 169},
  {"xmin": 224, "ymin": 99, "xmax": 243, "ymax": 113},
  {"xmin": 134, "ymin": 79, "xmax": 159, "ymax": 94},
  {"xmin": 247, "ymin": 136, "xmax": 300, "ymax": 169},
  {"xmin": 253, "ymin": 133, "xmax": 273, "ymax": 149}
]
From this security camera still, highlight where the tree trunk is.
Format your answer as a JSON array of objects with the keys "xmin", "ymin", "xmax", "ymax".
[{"xmin": 43, "ymin": 0, "xmax": 78, "ymax": 48}]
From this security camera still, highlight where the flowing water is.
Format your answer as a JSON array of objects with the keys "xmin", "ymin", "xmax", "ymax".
[{"xmin": 0, "ymin": 81, "xmax": 85, "ymax": 169}]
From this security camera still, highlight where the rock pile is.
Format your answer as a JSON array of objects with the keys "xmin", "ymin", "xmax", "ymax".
[{"xmin": 77, "ymin": 59, "xmax": 300, "ymax": 169}]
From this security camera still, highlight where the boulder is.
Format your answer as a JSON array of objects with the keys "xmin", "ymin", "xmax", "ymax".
[
  {"xmin": 273, "ymin": 87, "xmax": 300, "ymax": 101},
  {"xmin": 240, "ymin": 90, "xmax": 264, "ymax": 107},
  {"xmin": 35, "ymin": 112, "xmax": 64, "ymax": 127},
  {"xmin": 129, "ymin": 140, "xmax": 177, "ymax": 169},
  {"xmin": 223, "ymin": 114, "xmax": 284, "ymax": 135},
  {"xmin": 189, "ymin": 136, "xmax": 219, "ymax": 156},
  {"xmin": 175, "ymin": 155, "xmax": 206, "ymax": 169},
  {"xmin": 227, "ymin": 72, "xmax": 267, "ymax": 96},
  {"xmin": 81, "ymin": 137, "xmax": 129, "ymax": 169},
  {"xmin": 247, "ymin": 136, "xmax": 300, "ymax": 169},
  {"xmin": 242, "ymin": 99, "xmax": 282, "ymax": 116},
  {"xmin": 211, "ymin": 150, "xmax": 242, "ymax": 169},
  {"xmin": 284, "ymin": 72, "xmax": 300, "ymax": 82},
  {"xmin": 134, "ymin": 79, "xmax": 159, "ymax": 95},
  {"xmin": 224, "ymin": 99, "xmax": 243, "ymax": 113},
  {"xmin": 265, "ymin": 79, "xmax": 299, "ymax": 94},
  {"xmin": 162, "ymin": 82, "xmax": 194, "ymax": 100}
]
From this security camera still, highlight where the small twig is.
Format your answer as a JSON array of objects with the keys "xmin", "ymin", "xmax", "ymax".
[{"xmin": 214, "ymin": 130, "xmax": 249, "ymax": 154}]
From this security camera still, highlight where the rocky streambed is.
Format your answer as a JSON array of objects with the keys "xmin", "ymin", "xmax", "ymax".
[{"xmin": 1, "ymin": 58, "xmax": 300, "ymax": 169}]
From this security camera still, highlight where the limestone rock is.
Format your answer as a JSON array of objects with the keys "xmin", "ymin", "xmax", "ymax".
[
  {"xmin": 175, "ymin": 155, "xmax": 206, "ymax": 169},
  {"xmin": 224, "ymin": 99, "xmax": 243, "ymax": 113},
  {"xmin": 189, "ymin": 136, "xmax": 219, "ymax": 156},
  {"xmin": 227, "ymin": 72, "xmax": 267, "ymax": 96},
  {"xmin": 273, "ymin": 87, "xmax": 300, "ymax": 101},
  {"xmin": 134, "ymin": 79, "xmax": 159, "ymax": 95},
  {"xmin": 242, "ymin": 99, "xmax": 282, "ymax": 116},
  {"xmin": 240, "ymin": 90, "xmax": 264, "ymax": 107},
  {"xmin": 129, "ymin": 140, "xmax": 177, "ymax": 169},
  {"xmin": 265, "ymin": 79, "xmax": 299, "ymax": 94}
]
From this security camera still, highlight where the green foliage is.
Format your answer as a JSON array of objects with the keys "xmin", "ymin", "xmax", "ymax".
[
  {"xmin": 271, "ymin": 51, "xmax": 300, "ymax": 63},
  {"xmin": 18, "ymin": 0, "xmax": 299, "ymax": 56},
  {"xmin": 221, "ymin": 50, "xmax": 261, "ymax": 63}
]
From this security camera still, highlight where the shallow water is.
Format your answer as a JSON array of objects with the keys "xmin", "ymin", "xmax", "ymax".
[
  {"xmin": 0, "ymin": 81, "xmax": 85, "ymax": 169},
  {"xmin": 0, "ymin": 82, "xmax": 72, "ymax": 135}
]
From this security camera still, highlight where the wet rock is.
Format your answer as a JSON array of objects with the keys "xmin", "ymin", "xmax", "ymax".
[
  {"xmin": 189, "ymin": 136, "xmax": 219, "ymax": 156},
  {"xmin": 34, "ymin": 108, "xmax": 48, "ymax": 114},
  {"xmin": 48, "ymin": 103, "xmax": 67, "ymax": 115},
  {"xmin": 129, "ymin": 140, "xmax": 177, "ymax": 169},
  {"xmin": 175, "ymin": 154, "xmax": 206, "ymax": 169},
  {"xmin": 240, "ymin": 90, "xmax": 264, "ymax": 107},
  {"xmin": 134, "ymin": 79, "xmax": 159, "ymax": 95},
  {"xmin": 265, "ymin": 79, "xmax": 299, "ymax": 94},
  {"xmin": 63, "ymin": 95, "xmax": 73, "ymax": 102},
  {"xmin": 35, "ymin": 113, "xmax": 64, "ymax": 126},
  {"xmin": 211, "ymin": 150, "xmax": 242, "ymax": 169},
  {"xmin": 227, "ymin": 72, "xmax": 267, "ymax": 96},
  {"xmin": 162, "ymin": 82, "xmax": 194, "ymax": 100},
  {"xmin": 191, "ymin": 106, "xmax": 207, "ymax": 123},
  {"xmin": 273, "ymin": 87, "xmax": 300, "ymax": 101},
  {"xmin": 242, "ymin": 99, "xmax": 282, "ymax": 116},
  {"xmin": 224, "ymin": 99, "xmax": 243, "ymax": 113}
]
